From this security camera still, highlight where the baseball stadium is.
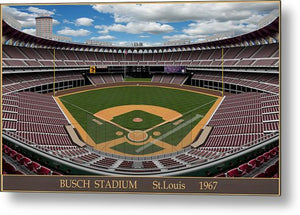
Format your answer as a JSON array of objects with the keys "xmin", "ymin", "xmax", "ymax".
[{"xmin": 2, "ymin": 3, "xmax": 279, "ymax": 177}]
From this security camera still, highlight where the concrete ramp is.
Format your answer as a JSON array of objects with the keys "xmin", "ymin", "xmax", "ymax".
[{"xmin": 191, "ymin": 126, "xmax": 213, "ymax": 148}]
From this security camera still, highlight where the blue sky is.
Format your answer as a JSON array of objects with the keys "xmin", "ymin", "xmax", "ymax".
[{"xmin": 3, "ymin": 2, "xmax": 279, "ymax": 46}]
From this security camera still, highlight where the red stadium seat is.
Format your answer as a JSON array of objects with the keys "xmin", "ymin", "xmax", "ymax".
[
  {"xmin": 227, "ymin": 168, "xmax": 243, "ymax": 177},
  {"xmin": 4, "ymin": 146, "xmax": 11, "ymax": 154},
  {"xmin": 20, "ymin": 157, "xmax": 31, "ymax": 166},
  {"xmin": 238, "ymin": 163, "xmax": 253, "ymax": 174},
  {"xmin": 263, "ymin": 152, "xmax": 271, "ymax": 161},
  {"xmin": 36, "ymin": 166, "xmax": 52, "ymax": 175},
  {"xmin": 4, "ymin": 162, "xmax": 16, "ymax": 174},
  {"xmin": 248, "ymin": 159, "xmax": 260, "ymax": 168},
  {"xmin": 9, "ymin": 150, "xmax": 18, "ymax": 159},
  {"xmin": 26, "ymin": 161, "xmax": 41, "ymax": 171},
  {"xmin": 15, "ymin": 154, "xmax": 24, "ymax": 162},
  {"xmin": 269, "ymin": 147, "xmax": 278, "ymax": 157},
  {"xmin": 264, "ymin": 165, "xmax": 278, "ymax": 177},
  {"xmin": 3, "ymin": 144, "xmax": 8, "ymax": 152},
  {"xmin": 256, "ymin": 155, "xmax": 265, "ymax": 165}
]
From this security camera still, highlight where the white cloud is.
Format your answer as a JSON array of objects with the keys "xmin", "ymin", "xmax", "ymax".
[
  {"xmin": 63, "ymin": 19, "xmax": 74, "ymax": 24},
  {"xmin": 22, "ymin": 28, "xmax": 36, "ymax": 35},
  {"xmin": 92, "ymin": 2, "xmax": 279, "ymax": 43},
  {"xmin": 96, "ymin": 22, "xmax": 174, "ymax": 35},
  {"xmin": 27, "ymin": 6, "xmax": 54, "ymax": 15},
  {"xmin": 75, "ymin": 17, "xmax": 94, "ymax": 26},
  {"xmin": 163, "ymin": 34, "xmax": 205, "ymax": 41},
  {"xmin": 163, "ymin": 19, "xmax": 259, "ymax": 43},
  {"xmin": 18, "ymin": 19, "xmax": 36, "ymax": 28},
  {"xmin": 183, "ymin": 20, "xmax": 257, "ymax": 36},
  {"xmin": 53, "ymin": 19, "xmax": 60, "ymax": 26},
  {"xmin": 97, "ymin": 30, "xmax": 110, "ymax": 34},
  {"xmin": 3, "ymin": 6, "xmax": 59, "ymax": 28},
  {"xmin": 92, "ymin": 2, "xmax": 278, "ymax": 23},
  {"xmin": 91, "ymin": 35, "xmax": 116, "ymax": 40},
  {"xmin": 139, "ymin": 35, "xmax": 150, "ymax": 38},
  {"xmin": 57, "ymin": 27, "xmax": 91, "ymax": 37}
]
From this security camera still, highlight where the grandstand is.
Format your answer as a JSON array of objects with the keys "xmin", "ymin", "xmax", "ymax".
[{"xmin": 2, "ymin": 17, "xmax": 279, "ymax": 177}]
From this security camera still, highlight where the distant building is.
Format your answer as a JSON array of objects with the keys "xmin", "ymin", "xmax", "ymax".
[
  {"xmin": 35, "ymin": 16, "xmax": 53, "ymax": 39},
  {"xmin": 163, "ymin": 40, "xmax": 191, "ymax": 46},
  {"xmin": 132, "ymin": 42, "xmax": 144, "ymax": 47},
  {"xmin": 35, "ymin": 16, "xmax": 72, "ymax": 42},
  {"xmin": 85, "ymin": 40, "xmax": 113, "ymax": 46}
]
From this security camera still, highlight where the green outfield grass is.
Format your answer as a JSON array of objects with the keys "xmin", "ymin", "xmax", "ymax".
[
  {"xmin": 112, "ymin": 142, "xmax": 163, "ymax": 155},
  {"xmin": 124, "ymin": 78, "xmax": 152, "ymax": 82},
  {"xmin": 60, "ymin": 86, "xmax": 217, "ymax": 154}
]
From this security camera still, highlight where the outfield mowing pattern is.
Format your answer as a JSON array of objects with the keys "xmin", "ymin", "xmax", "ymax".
[
  {"xmin": 112, "ymin": 142, "xmax": 163, "ymax": 155},
  {"xmin": 59, "ymin": 85, "xmax": 217, "ymax": 154}
]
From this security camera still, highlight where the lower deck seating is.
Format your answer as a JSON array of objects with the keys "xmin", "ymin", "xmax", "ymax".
[
  {"xmin": 192, "ymin": 71, "xmax": 279, "ymax": 94},
  {"xmin": 2, "ymin": 71, "xmax": 84, "ymax": 95},
  {"xmin": 215, "ymin": 146, "xmax": 279, "ymax": 178},
  {"xmin": 159, "ymin": 158, "xmax": 185, "ymax": 169},
  {"xmin": 203, "ymin": 92, "xmax": 279, "ymax": 149},
  {"xmin": 3, "ymin": 144, "xmax": 60, "ymax": 175}
]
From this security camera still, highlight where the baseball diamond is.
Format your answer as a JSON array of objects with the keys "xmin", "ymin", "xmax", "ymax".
[{"xmin": 56, "ymin": 85, "xmax": 221, "ymax": 156}]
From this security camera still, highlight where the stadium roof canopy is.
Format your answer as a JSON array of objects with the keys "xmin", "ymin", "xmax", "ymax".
[{"xmin": 2, "ymin": 18, "xmax": 279, "ymax": 52}]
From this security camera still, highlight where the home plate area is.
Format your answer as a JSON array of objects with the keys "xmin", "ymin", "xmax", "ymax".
[{"xmin": 91, "ymin": 105, "xmax": 186, "ymax": 153}]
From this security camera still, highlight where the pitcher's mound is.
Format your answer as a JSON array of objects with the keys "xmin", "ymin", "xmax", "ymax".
[{"xmin": 133, "ymin": 118, "xmax": 143, "ymax": 122}]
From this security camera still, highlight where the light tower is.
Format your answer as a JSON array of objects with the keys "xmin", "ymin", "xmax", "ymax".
[{"xmin": 35, "ymin": 15, "xmax": 53, "ymax": 39}]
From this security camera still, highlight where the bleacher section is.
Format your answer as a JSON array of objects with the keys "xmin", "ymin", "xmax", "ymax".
[
  {"xmin": 2, "ymin": 43, "xmax": 278, "ymax": 68},
  {"xmin": 152, "ymin": 73, "xmax": 188, "ymax": 85},
  {"xmin": 192, "ymin": 71, "xmax": 279, "ymax": 94},
  {"xmin": 2, "ymin": 71, "xmax": 85, "ymax": 95},
  {"xmin": 88, "ymin": 73, "xmax": 123, "ymax": 85},
  {"xmin": 204, "ymin": 92, "xmax": 279, "ymax": 148}
]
